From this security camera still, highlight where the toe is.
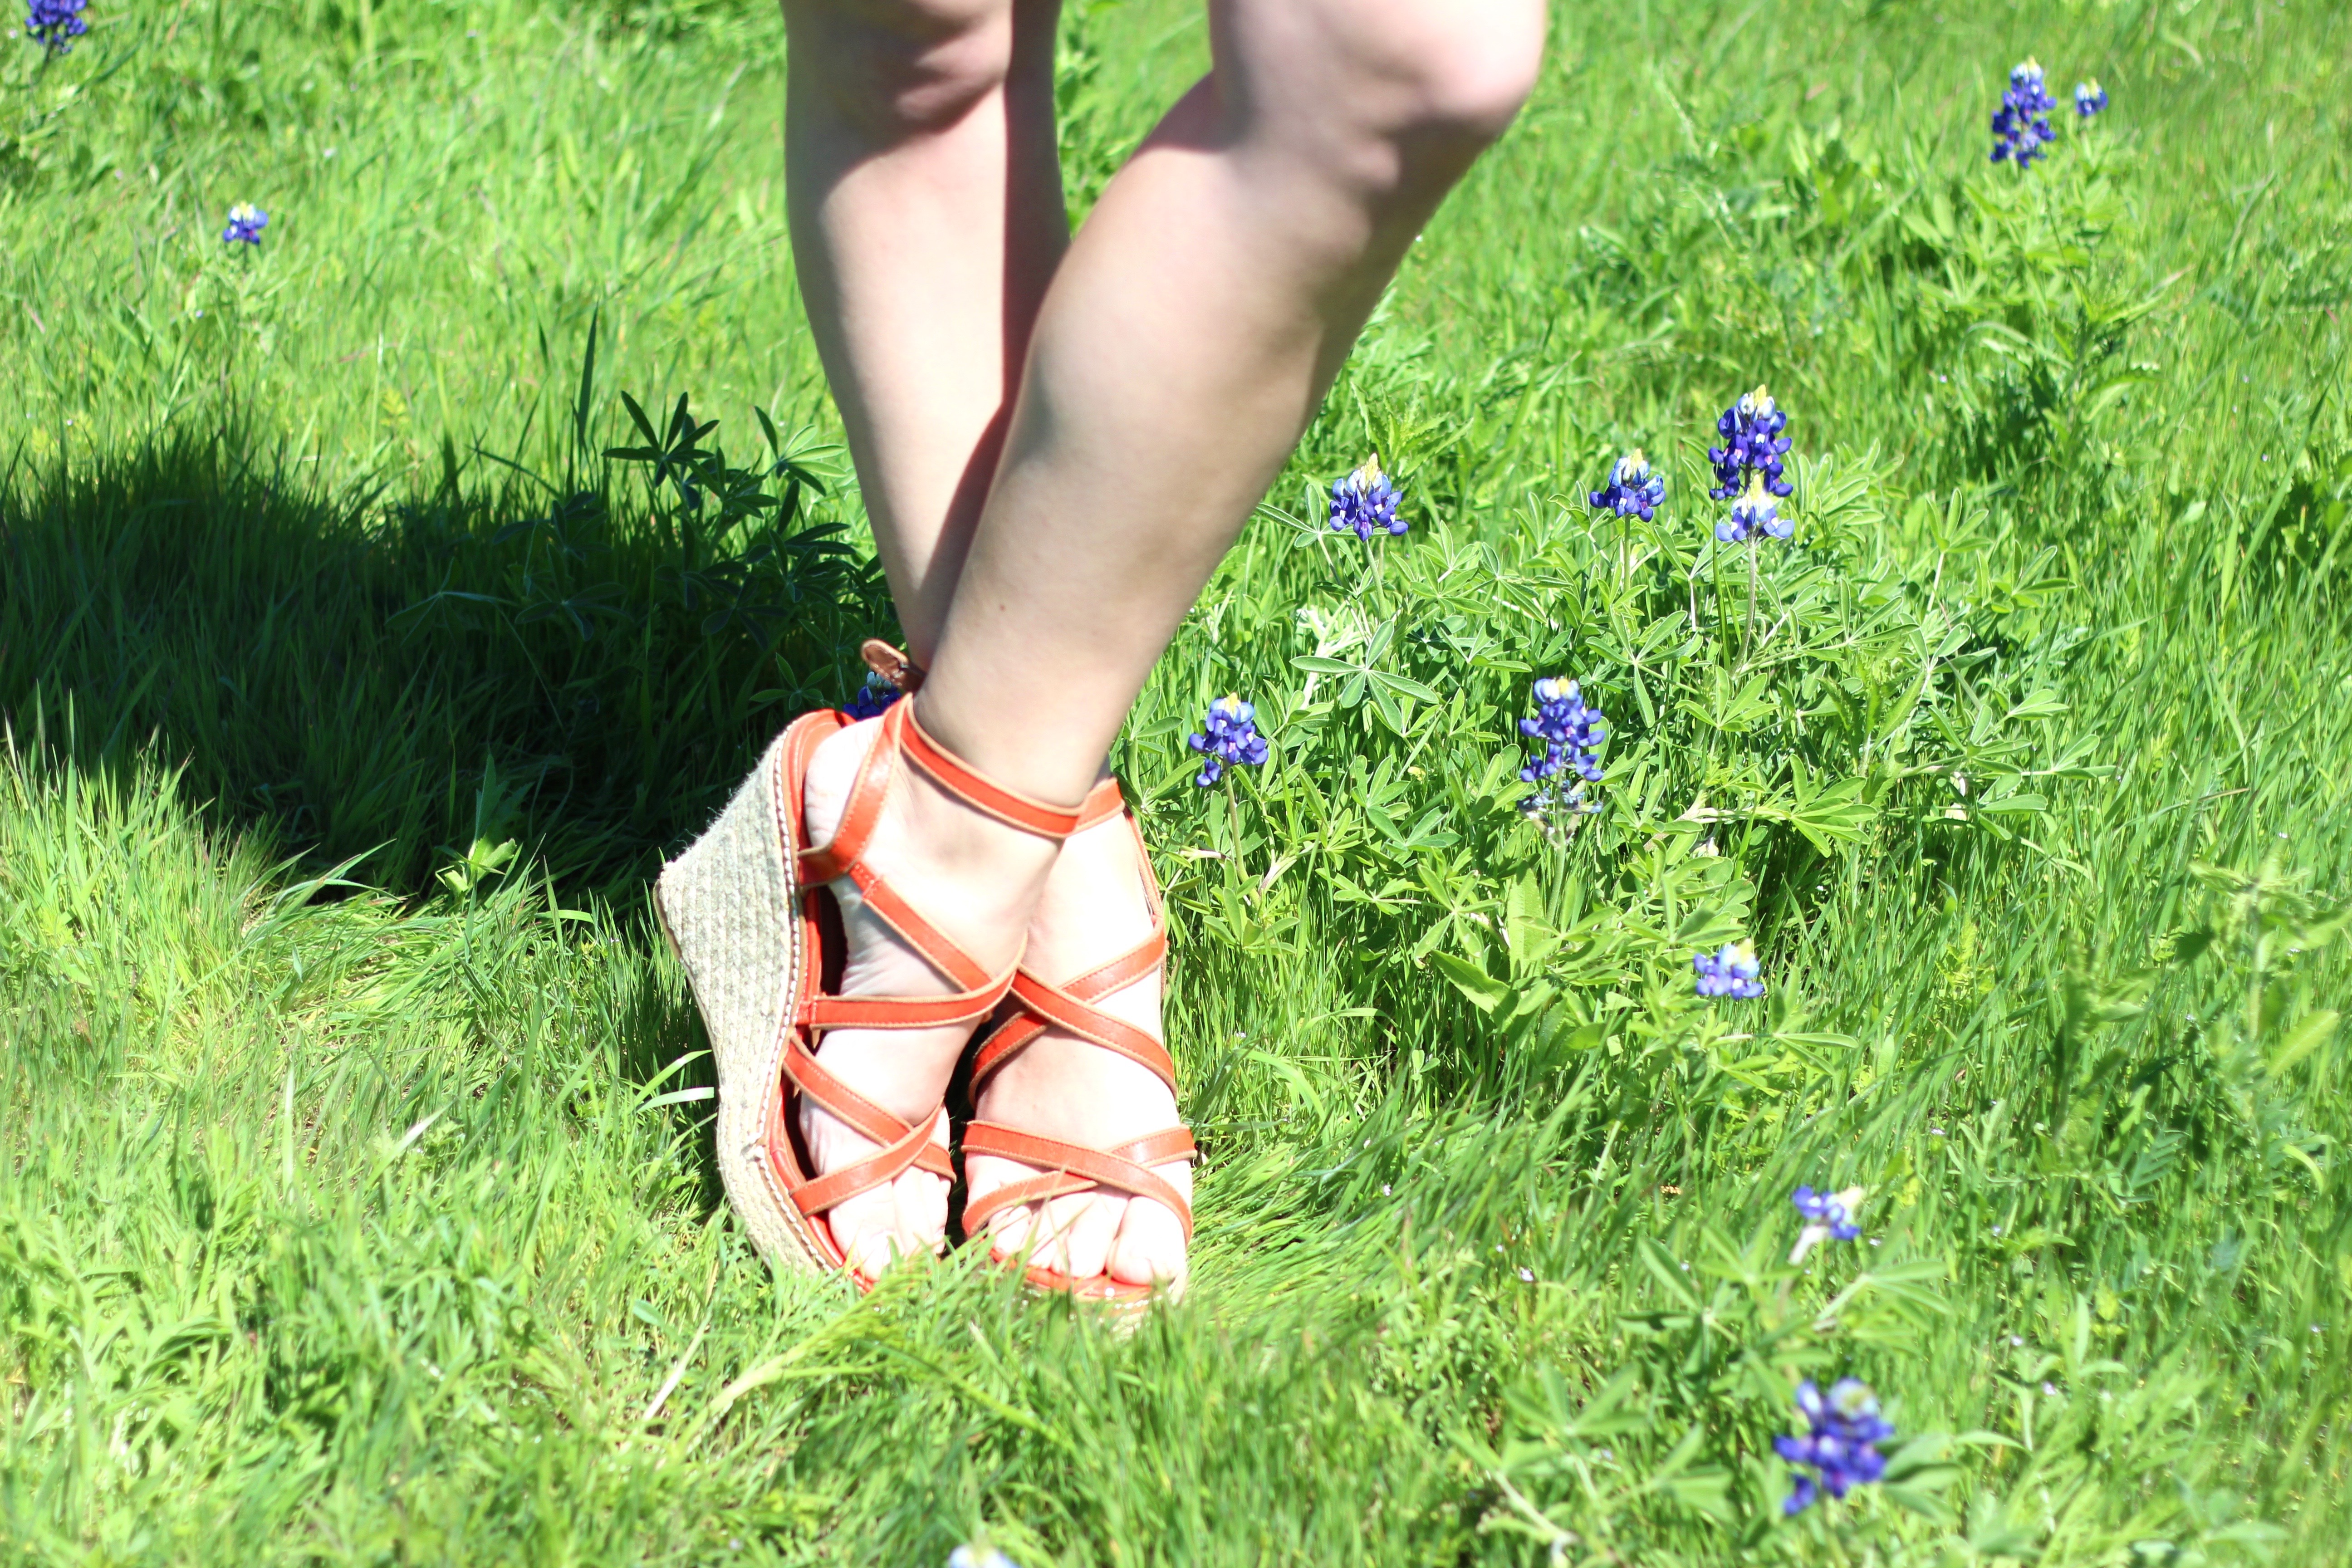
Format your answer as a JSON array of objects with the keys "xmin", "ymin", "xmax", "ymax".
[
  {"xmin": 831, "ymin": 1185, "xmax": 906, "ymax": 1279},
  {"xmin": 894, "ymin": 1170, "xmax": 950, "ymax": 1263},
  {"xmin": 1106, "ymin": 1195, "xmax": 1188, "ymax": 1289},
  {"xmin": 983, "ymin": 1199, "xmax": 1038, "ymax": 1267},
  {"xmin": 1038, "ymin": 1192, "xmax": 1122, "ymax": 1281}
]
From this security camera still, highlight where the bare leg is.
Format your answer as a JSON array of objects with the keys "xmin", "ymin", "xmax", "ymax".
[
  {"xmin": 782, "ymin": 0, "xmax": 1067, "ymax": 664},
  {"xmin": 930, "ymin": 0, "xmax": 1548, "ymax": 1284},
  {"xmin": 779, "ymin": 0, "xmax": 1072, "ymax": 1275}
]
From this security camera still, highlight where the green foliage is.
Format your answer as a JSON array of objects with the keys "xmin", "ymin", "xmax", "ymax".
[{"xmin": 6, "ymin": 0, "xmax": 2352, "ymax": 1564}]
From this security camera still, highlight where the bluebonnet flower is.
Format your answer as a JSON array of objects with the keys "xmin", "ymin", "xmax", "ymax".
[
  {"xmin": 1588, "ymin": 449, "xmax": 1666, "ymax": 521},
  {"xmin": 1693, "ymin": 942, "xmax": 1764, "ymax": 1000},
  {"xmin": 1329, "ymin": 455, "xmax": 1404, "ymax": 542},
  {"xmin": 1776, "ymin": 1378, "xmax": 1896, "ymax": 1514},
  {"xmin": 1517, "ymin": 677, "xmax": 1607, "ymax": 811},
  {"xmin": 1990, "ymin": 59, "xmax": 2059, "ymax": 168},
  {"xmin": 1708, "ymin": 386, "xmax": 1793, "ymax": 500},
  {"xmin": 947, "ymin": 1549, "xmax": 1015, "ymax": 1568},
  {"xmin": 1790, "ymin": 1184, "xmax": 1865, "ymax": 1263},
  {"xmin": 840, "ymin": 671, "xmax": 903, "ymax": 720},
  {"xmin": 25, "ymin": 0, "xmax": 87, "ymax": 54},
  {"xmin": 2074, "ymin": 79, "xmax": 2108, "ymax": 118},
  {"xmin": 1714, "ymin": 484, "xmax": 1792, "ymax": 544},
  {"xmin": 222, "ymin": 202, "xmax": 269, "ymax": 246},
  {"xmin": 1187, "ymin": 695, "xmax": 1269, "ymax": 786}
]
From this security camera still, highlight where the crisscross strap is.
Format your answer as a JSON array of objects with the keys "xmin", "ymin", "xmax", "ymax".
[
  {"xmin": 970, "ymin": 793, "xmax": 1170, "ymax": 1093},
  {"xmin": 961, "ymin": 1122, "xmax": 1197, "ymax": 1243},
  {"xmin": 963, "ymin": 793, "xmax": 1192, "ymax": 1243},
  {"xmin": 779, "ymin": 1031, "xmax": 956, "ymax": 1218},
  {"xmin": 795, "ymin": 698, "xmax": 1089, "ymax": 1031},
  {"xmin": 768, "ymin": 696, "xmax": 1088, "ymax": 1240}
]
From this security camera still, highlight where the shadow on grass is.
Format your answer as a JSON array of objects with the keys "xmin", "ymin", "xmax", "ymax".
[
  {"xmin": 1, "ymin": 418, "xmax": 892, "ymax": 899},
  {"xmin": 4, "ymin": 416, "xmax": 890, "ymax": 1209}
]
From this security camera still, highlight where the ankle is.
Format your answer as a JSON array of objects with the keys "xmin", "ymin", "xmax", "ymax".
[
  {"xmin": 892, "ymin": 764, "xmax": 1061, "ymax": 958},
  {"xmin": 802, "ymin": 716, "xmax": 1062, "ymax": 977}
]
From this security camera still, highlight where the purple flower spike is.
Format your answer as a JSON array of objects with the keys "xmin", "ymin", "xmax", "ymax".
[
  {"xmin": 222, "ymin": 202, "xmax": 269, "ymax": 246},
  {"xmin": 1991, "ymin": 59, "xmax": 2059, "ymax": 168},
  {"xmin": 2074, "ymin": 79, "xmax": 2108, "ymax": 118},
  {"xmin": 26, "ymin": 0, "xmax": 87, "ymax": 54},
  {"xmin": 1516, "ymin": 676, "xmax": 1607, "ymax": 813},
  {"xmin": 1776, "ymin": 1378, "xmax": 1896, "ymax": 1513},
  {"xmin": 1187, "ymin": 695, "xmax": 1269, "ymax": 786},
  {"xmin": 1714, "ymin": 484, "xmax": 1791, "ymax": 544},
  {"xmin": 1588, "ymin": 449, "xmax": 1666, "ymax": 521},
  {"xmin": 1708, "ymin": 386, "xmax": 1793, "ymax": 501},
  {"xmin": 1329, "ymin": 456, "xmax": 1405, "ymax": 542},
  {"xmin": 1693, "ymin": 942, "xmax": 1764, "ymax": 1000}
]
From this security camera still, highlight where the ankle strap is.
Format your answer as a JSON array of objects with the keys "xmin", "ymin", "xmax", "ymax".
[
  {"xmin": 1077, "ymin": 776, "xmax": 1126, "ymax": 830},
  {"xmin": 800, "ymin": 698, "xmax": 1089, "ymax": 886},
  {"xmin": 893, "ymin": 701, "xmax": 1087, "ymax": 839}
]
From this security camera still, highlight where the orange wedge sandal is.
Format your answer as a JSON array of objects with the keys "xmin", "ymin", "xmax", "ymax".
[
  {"xmin": 654, "ymin": 676, "xmax": 1085, "ymax": 1287},
  {"xmin": 962, "ymin": 786, "xmax": 1197, "ymax": 1303}
]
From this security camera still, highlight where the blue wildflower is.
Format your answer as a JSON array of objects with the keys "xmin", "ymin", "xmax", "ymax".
[
  {"xmin": 222, "ymin": 202, "xmax": 269, "ymax": 246},
  {"xmin": 946, "ymin": 1549, "xmax": 1015, "ymax": 1568},
  {"xmin": 1329, "ymin": 455, "xmax": 1404, "ymax": 542},
  {"xmin": 1790, "ymin": 1185, "xmax": 1865, "ymax": 1262},
  {"xmin": 25, "ymin": 0, "xmax": 87, "ymax": 54},
  {"xmin": 840, "ymin": 671, "xmax": 903, "ymax": 720},
  {"xmin": 1588, "ymin": 448, "xmax": 1666, "ymax": 521},
  {"xmin": 1991, "ymin": 59, "xmax": 2059, "ymax": 168},
  {"xmin": 1708, "ymin": 386, "xmax": 1793, "ymax": 500},
  {"xmin": 1693, "ymin": 942, "xmax": 1764, "ymax": 1000},
  {"xmin": 1776, "ymin": 1378, "xmax": 1896, "ymax": 1514},
  {"xmin": 1517, "ymin": 676, "xmax": 1607, "ymax": 814},
  {"xmin": 2073, "ymin": 79, "xmax": 2108, "ymax": 118},
  {"xmin": 1714, "ymin": 483, "xmax": 1792, "ymax": 544},
  {"xmin": 1187, "ymin": 695, "xmax": 1269, "ymax": 786}
]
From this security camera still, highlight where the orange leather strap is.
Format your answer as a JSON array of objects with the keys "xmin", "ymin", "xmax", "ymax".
[
  {"xmin": 962, "ymin": 1122, "xmax": 1196, "ymax": 1241},
  {"xmin": 974, "ymin": 960, "xmax": 1176, "ymax": 1088},
  {"xmin": 794, "ymin": 705, "xmax": 898, "ymax": 884},
  {"xmin": 1076, "ymin": 776, "xmax": 1127, "ymax": 830},
  {"xmin": 761, "ymin": 695, "xmax": 1088, "ymax": 1244},
  {"xmin": 896, "ymin": 701, "xmax": 1088, "ymax": 839}
]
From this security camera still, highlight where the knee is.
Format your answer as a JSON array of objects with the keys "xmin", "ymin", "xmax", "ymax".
[
  {"xmin": 783, "ymin": 0, "xmax": 1016, "ymax": 137},
  {"xmin": 1374, "ymin": 10, "xmax": 1545, "ymax": 154},
  {"xmin": 1271, "ymin": 1, "xmax": 1546, "ymax": 193}
]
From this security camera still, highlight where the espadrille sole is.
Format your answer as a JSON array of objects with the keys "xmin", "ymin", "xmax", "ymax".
[{"xmin": 653, "ymin": 727, "xmax": 838, "ymax": 1276}]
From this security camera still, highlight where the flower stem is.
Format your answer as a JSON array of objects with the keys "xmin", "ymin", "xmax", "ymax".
[
  {"xmin": 1744, "ymin": 540, "xmax": 1759, "ymax": 666},
  {"xmin": 1227, "ymin": 785, "xmax": 1245, "ymax": 885}
]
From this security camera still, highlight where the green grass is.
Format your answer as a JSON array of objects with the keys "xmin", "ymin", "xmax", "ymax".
[{"xmin": 6, "ymin": 0, "xmax": 2352, "ymax": 1563}]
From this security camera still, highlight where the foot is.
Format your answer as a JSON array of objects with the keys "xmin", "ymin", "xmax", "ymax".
[
  {"xmin": 798, "ymin": 714, "xmax": 1059, "ymax": 1279},
  {"xmin": 966, "ymin": 809, "xmax": 1193, "ymax": 1291}
]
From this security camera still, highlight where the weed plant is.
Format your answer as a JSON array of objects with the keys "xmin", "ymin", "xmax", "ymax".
[{"xmin": 5, "ymin": 0, "xmax": 2352, "ymax": 1564}]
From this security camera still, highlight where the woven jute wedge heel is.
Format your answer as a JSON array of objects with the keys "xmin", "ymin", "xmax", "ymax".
[
  {"xmin": 963, "ymin": 786, "xmax": 1196, "ymax": 1304},
  {"xmin": 656, "ymin": 683, "xmax": 1085, "ymax": 1287}
]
